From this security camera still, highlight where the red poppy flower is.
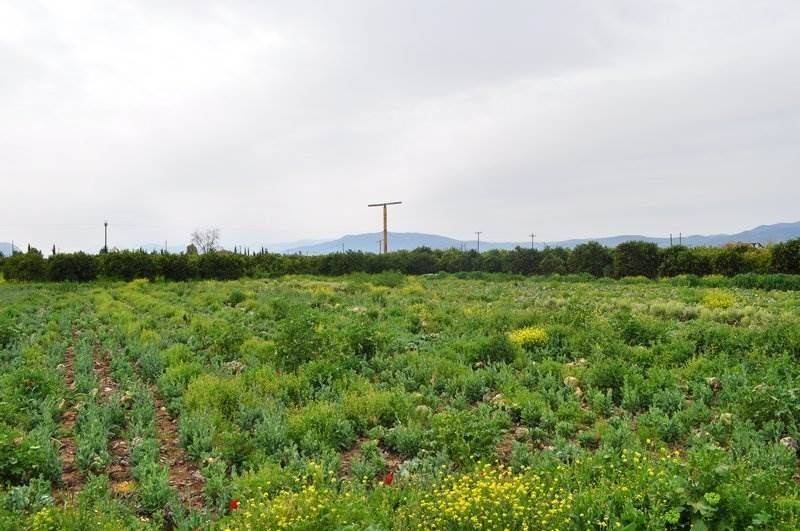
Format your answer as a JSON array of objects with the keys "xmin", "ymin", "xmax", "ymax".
[
  {"xmin": 383, "ymin": 471, "xmax": 394, "ymax": 486},
  {"xmin": 229, "ymin": 499, "xmax": 240, "ymax": 510}
]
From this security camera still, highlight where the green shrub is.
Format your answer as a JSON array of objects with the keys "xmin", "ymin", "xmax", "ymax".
[
  {"xmin": 614, "ymin": 241, "xmax": 661, "ymax": 278},
  {"xmin": 0, "ymin": 426, "xmax": 60, "ymax": 485},
  {"xmin": 341, "ymin": 318, "xmax": 381, "ymax": 360},
  {"xmin": 0, "ymin": 315, "xmax": 19, "ymax": 348},
  {"xmin": 468, "ymin": 335, "xmax": 518, "ymax": 365},
  {"xmin": 431, "ymin": 405, "xmax": 511, "ymax": 464},
  {"xmin": 159, "ymin": 253, "xmax": 198, "ymax": 281},
  {"xmin": 225, "ymin": 289, "xmax": 247, "ymax": 307},
  {"xmin": 2, "ymin": 250, "xmax": 48, "ymax": 282},
  {"xmin": 99, "ymin": 251, "xmax": 157, "ymax": 281},
  {"xmin": 252, "ymin": 411, "xmax": 289, "ymax": 456},
  {"xmin": 159, "ymin": 361, "xmax": 203, "ymax": 401},
  {"xmin": 568, "ymin": 242, "xmax": 613, "ymax": 277},
  {"xmin": 771, "ymin": 239, "xmax": 800, "ymax": 274},
  {"xmin": 135, "ymin": 462, "xmax": 174, "ymax": 514},
  {"xmin": 275, "ymin": 309, "xmax": 322, "ymax": 370},
  {"xmin": 348, "ymin": 440, "xmax": 387, "ymax": 481},
  {"xmin": 203, "ymin": 459, "xmax": 231, "ymax": 513},
  {"xmin": 137, "ymin": 348, "xmax": 165, "ymax": 383},
  {"xmin": 2, "ymin": 477, "xmax": 53, "ymax": 513},
  {"xmin": 179, "ymin": 412, "xmax": 216, "ymax": 460},
  {"xmin": 380, "ymin": 421, "xmax": 430, "ymax": 458},
  {"xmin": 48, "ymin": 253, "xmax": 98, "ymax": 282},
  {"xmin": 198, "ymin": 253, "xmax": 246, "ymax": 280},
  {"xmin": 287, "ymin": 402, "xmax": 356, "ymax": 453}
]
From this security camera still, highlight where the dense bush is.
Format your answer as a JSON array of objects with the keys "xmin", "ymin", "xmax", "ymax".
[
  {"xmin": 197, "ymin": 252, "xmax": 246, "ymax": 280},
  {"xmin": 568, "ymin": 241, "xmax": 613, "ymax": 277},
  {"xmin": 711, "ymin": 245, "xmax": 750, "ymax": 276},
  {"xmin": 614, "ymin": 241, "xmax": 661, "ymax": 278},
  {"xmin": 1, "ymin": 249, "xmax": 47, "ymax": 281},
  {"xmin": 539, "ymin": 252, "xmax": 566, "ymax": 275},
  {"xmin": 659, "ymin": 245, "xmax": 712, "ymax": 277},
  {"xmin": 48, "ymin": 252, "xmax": 98, "ymax": 281},
  {"xmin": 158, "ymin": 253, "xmax": 197, "ymax": 281},
  {"xmin": 3, "ymin": 238, "xmax": 800, "ymax": 285},
  {"xmin": 772, "ymin": 239, "xmax": 800, "ymax": 274},
  {"xmin": 99, "ymin": 250, "xmax": 158, "ymax": 281}
]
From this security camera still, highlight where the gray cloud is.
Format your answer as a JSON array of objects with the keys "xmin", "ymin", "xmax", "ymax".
[{"xmin": 1, "ymin": 0, "xmax": 798, "ymax": 251}]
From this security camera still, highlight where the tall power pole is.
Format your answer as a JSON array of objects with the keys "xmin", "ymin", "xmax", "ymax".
[
  {"xmin": 529, "ymin": 233, "xmax": 536, "ymax": 250},
  {"xmin": 103, "ymin": 221, "xmax": 108, "ymax": 253},
  {"xmin": 475, "ymin": 231, "xmax": 482, "ymax": 253},
  {"xmin": 368, "ymin": 201, "xmax": 402, "ymax": 254}
]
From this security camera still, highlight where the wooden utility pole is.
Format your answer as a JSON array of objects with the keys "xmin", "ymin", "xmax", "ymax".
[
  {"xmin": 475, "ymin": 231, "xmax": 482, "ymax": 253},
  {"xmin": 103, "ymin": 221, "xmax": 108, "ymax": 253},
  {"xmin": 529, "ymin": 233, "xmax": 536, "ymax": 250},
  {"xmin": 368, "ymin": 201, "xmax": 402, "ymax": 254}
]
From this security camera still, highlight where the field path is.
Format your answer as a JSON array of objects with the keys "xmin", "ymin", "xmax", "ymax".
[
  {"xmin": 55, "ymin": 330, "xmax": 81, "ymax": 503},
  {"xmin": 151, "ymin": 386, "xmax": 205, "ymax": 509},
  {"xmin": 94, "ymin": 344, "xmax": 133, "ymax": 496}
]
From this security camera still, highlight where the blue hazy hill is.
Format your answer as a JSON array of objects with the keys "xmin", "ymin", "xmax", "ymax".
[{"xmin": 284, "ymin": 222, "xmax": 800, "ymax": 254}]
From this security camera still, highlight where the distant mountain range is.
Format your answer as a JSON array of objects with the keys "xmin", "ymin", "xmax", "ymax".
[
  {"xmin": 137, "ymin": 239, "xmax": 328, "ymax": 254},
  {"xmin": 284, "ymin": 222, "xmax": 800, "ymax": 254},
  {"xmin": 3, "ymin": 222, "xmax": 799, "ymax": 257}
]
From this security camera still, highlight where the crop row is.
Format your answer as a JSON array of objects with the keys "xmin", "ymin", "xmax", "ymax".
[{"xmin": 1, "ymin": 275, "xmax": 799, "ymax": 529}]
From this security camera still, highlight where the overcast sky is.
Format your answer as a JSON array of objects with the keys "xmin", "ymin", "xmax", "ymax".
[{"xmin": 1, "ymin": 1, "xmax": 799, "ymax": 251}]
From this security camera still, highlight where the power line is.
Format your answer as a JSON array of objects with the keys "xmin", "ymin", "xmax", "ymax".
[{"xmin": 368, "ymin": 201, "xmax": 402, "ymax": 254}]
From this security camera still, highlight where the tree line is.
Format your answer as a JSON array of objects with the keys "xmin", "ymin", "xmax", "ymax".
[{"xmin": 1, "ymin": 239, "xmax": 799, "ymax": 283}]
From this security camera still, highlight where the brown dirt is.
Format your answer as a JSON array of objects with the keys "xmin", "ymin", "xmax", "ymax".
[
  {"xmin": 54, "ymin": 340, "xmax": 82, "ymax": 504},
  {"xmin": 94, "ymin": 345, "xmax": 134, "ymax": 497},
  {"xmin": 385, "ymin": 449, "xmax": 403, "ymax": 472},
  {"xmin": 496, "ymin": 431, "xmax": 517, "ymax": 463},
  {"xmin": 151, "ymin": 387, "xmax": 205, "ymax": 509},
  {"xmin": 339, "ymin": 436, "xmax": 371, "ymax": 477},
  {"xmin": 339, "ymin": 437, "xmax": 403, "ymax": 479}
]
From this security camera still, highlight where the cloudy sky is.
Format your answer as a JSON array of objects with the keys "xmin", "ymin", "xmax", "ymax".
[{"xmin": 1, "ymin": 1, "xmax": 799, "ymax": 251}]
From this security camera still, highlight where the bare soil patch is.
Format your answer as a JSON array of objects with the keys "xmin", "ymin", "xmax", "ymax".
[
  {"xmin": 94, "ymin": 345, "xmax": 133, "ymax": 496},
  {"xmin": 151, "ymin": 387, "xmax": 205, "ymax": 509},
  {"xmin": 55, "ymin": 339, "xmax": 81, "ymax": 503}
]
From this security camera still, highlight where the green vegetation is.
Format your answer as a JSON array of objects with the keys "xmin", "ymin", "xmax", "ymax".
[
  {"xmin": 1, "ymin": 274, "xmax": 800, "ymax": 529},
  {"xmin": 3, "ymin": 239, "xmax": 800, "ymax": 284}
]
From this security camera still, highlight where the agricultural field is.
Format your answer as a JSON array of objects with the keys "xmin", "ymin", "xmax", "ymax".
[{"xmin": 1, "ymin": 273, "xmax": 799, "ymax": 530}]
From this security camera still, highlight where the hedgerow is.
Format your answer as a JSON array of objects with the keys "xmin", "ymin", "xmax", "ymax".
[{"xmin": 2, "ymin": 239, "xmax": 799, "ymax": 286}]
